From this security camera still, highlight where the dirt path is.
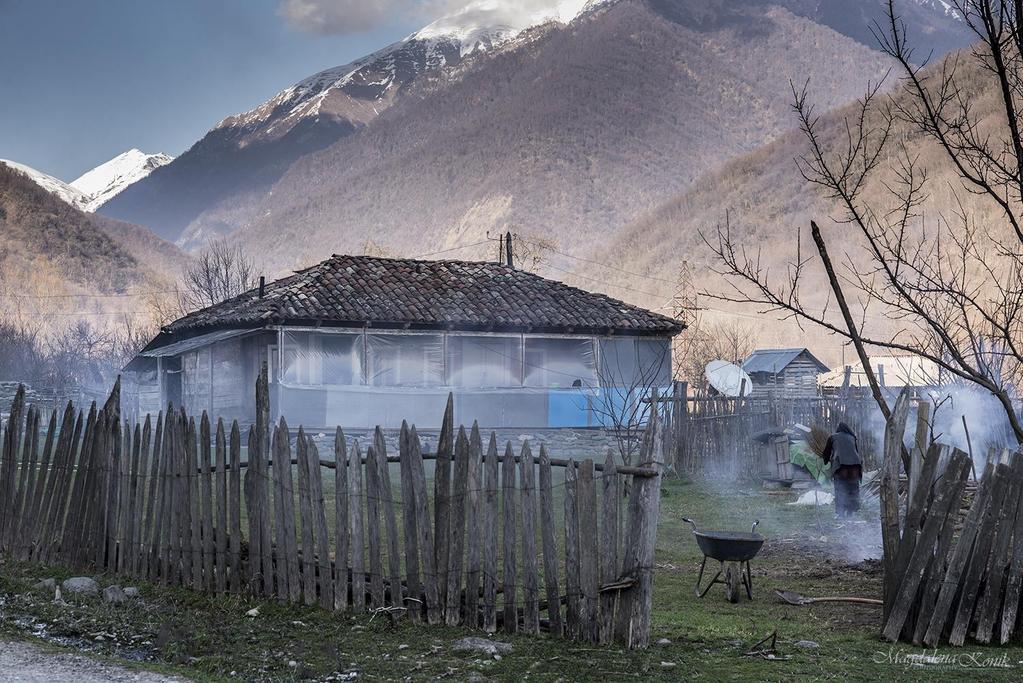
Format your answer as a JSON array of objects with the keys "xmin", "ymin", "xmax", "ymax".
[{"xmin": 0, "ymin": 640, "xmax": 185, "ymax": 683}]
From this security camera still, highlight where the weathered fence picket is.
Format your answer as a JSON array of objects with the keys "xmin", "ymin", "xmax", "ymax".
[{"xmin": 0, "ymin": 374, "xmax": 665, "ymax": 650}]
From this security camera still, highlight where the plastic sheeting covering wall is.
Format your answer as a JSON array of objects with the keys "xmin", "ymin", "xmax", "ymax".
[{"xmin": 146, "ymin": 329, "xmax": 672, "ymax": 429}]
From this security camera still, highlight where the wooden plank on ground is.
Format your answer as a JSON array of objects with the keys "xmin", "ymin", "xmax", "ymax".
[
  {"xmin": 482, "ymin": 433, "xmax": 499, "ymax": 633},
  {"xmin": 519, "ymin": 441, "xmax": 540, "ymax": 634},
  {"xmin": 502, "ymin": 442, "xmax": 518, "ymax": 634},
  {"xmin": 538, "ymin": 445, "xmax": 562, "ymax": 638}
]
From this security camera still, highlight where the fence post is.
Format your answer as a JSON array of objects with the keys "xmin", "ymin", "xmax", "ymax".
[{"xmin": 614, "ymin": 401, "xmax": 664, "ymax": 649}]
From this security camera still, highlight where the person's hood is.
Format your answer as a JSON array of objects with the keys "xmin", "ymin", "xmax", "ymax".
[{"xmin": 837, "ymin": 422, "xmax": 855, "ymax": 437}]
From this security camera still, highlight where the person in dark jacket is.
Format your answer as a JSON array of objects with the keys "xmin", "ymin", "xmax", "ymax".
[{"xmin": 822, "ymin": 422, "xmax": 862, "ymax": 518}]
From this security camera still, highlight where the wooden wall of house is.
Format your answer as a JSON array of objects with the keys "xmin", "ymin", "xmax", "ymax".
[{"xmin": 749, "ymin": 355, "xmax": 822, "ymax": 398}]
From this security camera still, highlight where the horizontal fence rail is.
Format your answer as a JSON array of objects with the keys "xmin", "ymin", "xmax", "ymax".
[{"xmin": 0, "ymin": 369, "xmax": 664, "ymax": 649}]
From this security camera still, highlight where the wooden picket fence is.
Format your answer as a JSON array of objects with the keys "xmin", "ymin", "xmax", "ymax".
[
  {"xmin": 0, "ymin": 369, "xmax": 664, "ymax": 649},
  {"xmin": 661, "ymin": 382, "xmax": 880, "ymax": 479}
]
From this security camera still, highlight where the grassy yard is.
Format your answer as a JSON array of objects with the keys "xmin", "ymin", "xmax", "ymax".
[{"xmin": 3, "ymin": 478, "xmax": 1023, "ymax": 681}]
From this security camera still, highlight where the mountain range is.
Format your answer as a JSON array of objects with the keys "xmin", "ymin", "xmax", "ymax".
[
  {"xmin": 0, "ymin": 150, "xmax": 173, "ymax": 214},
  {"xmin": 99, "ymin": 0, "xmax": 973, "ymax": 258},
  {"xmin": 3, "ymin": 0, "xmax": 977, "ymax": 354}
]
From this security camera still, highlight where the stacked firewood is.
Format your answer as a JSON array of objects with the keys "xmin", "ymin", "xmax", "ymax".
[{"xmin": 880, "ymin": 393, "xmax": 1023, "ymax": 647}]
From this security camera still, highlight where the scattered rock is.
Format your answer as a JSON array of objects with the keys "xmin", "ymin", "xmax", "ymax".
[
  {"xmin": 61, "ymin": 577, "xmax": 99, "ymax": 596},
  {"xmin": 245, "ymin": 607, "xmax": 260, "ymax": 618},
  {"xmin": 451, "ymin": 637, "xmax": 513, "ymax": 657},
  {"xmin": 793, "ymin": 640, "xmax": 820, "ymax": 649},
  {"xmin": 397, "ymin": 644, "xmax": 409, "ymax": 651},
  {"xmin": 661, "ymin": 662, "xmax": 677, "ymax": 669},
  {"xmin": 656, "ymin": 638, "xmax": 672, "ymax": 646},
  {"xmin": 103, "ymin": 585, "xmax": 127, "ymax": 603},
  {"xmin": 33, "ymin": 578, "xmax": 56, "ymax": 592},
  {"xmin": 123, "ymin": 587, "xmax": 140, "ymax": 598},
  {"xmin": 288, "ymin": 660, "xmax": 298, "ymax": 668}
]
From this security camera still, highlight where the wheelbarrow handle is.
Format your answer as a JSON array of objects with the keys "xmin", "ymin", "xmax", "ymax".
[
  {"xmin": 751, "ymin": 519, "xmax": 761, "ymax": 535},
  {"xmin": 682, "ymin": 517, "xmax": 698, "ymax": 531}
]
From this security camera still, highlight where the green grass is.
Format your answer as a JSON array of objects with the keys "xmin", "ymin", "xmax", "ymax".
[{"xmin": 3, "ymin": 479, "xmax": 1023, "ymax": 681}]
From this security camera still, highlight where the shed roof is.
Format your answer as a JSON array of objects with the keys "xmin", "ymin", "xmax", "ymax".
[
  {"xmin": 742, "ymin": 348, "xmax": 829, "ymax": 375},
  {"xmin": 153, "ymin": 255, "xmax": 683, "ymax": 346}
]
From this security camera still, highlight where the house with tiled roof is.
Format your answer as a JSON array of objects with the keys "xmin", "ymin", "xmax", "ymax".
[{"xmin": 127, "ymin": 254, "xmax": 684, "ymax": 429}]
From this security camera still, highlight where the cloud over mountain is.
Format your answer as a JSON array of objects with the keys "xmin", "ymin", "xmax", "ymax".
[{"xmin": 278, "ymin": 0, "xmax": 442, "ymax": 34}]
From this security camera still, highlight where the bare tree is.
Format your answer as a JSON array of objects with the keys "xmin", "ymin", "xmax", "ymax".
[
  {"xmin": 0, "ymin": 317, "xmax": 44, "ymax": 383},
  {"xmin": 705, "ymin": 0, "xmax": 1023, "ymax": 442},
  {"xmin": 512, "ymin": 231, "xmax": 559, "ymax": 272},
  {"xmin": 589, "ymin": 341, "xmax": 672, "ymax": 468},
  {"xmin": 181, "ymin": 240, "xmax": 258, "ymax": 311}
]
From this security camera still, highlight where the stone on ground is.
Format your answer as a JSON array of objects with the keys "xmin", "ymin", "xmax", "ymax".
[
  {"xmin": 61, "ymin": 577, "xmax": 99, "ymax": 596},
  {"xmin": 103, "ymin": 585, "xmax": 127, "ymax": 604},
  {"xmin": 451, "ymin": 637, "xmax": 513, "ymax": 657}
]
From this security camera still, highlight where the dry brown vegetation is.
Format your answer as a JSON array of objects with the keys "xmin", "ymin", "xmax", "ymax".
[
  {"xmin": 0, "ymin": 164, "xmax": 186, "ymax": 347},
  {"xmin": 565, "ymin": 36, "xmax": 1023, "ymax": 369}
]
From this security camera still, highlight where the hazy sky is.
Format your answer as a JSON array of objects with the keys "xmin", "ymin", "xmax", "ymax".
[{"xmin": 0, "ymin": 0, "xmax": 424, "ymax": 181}]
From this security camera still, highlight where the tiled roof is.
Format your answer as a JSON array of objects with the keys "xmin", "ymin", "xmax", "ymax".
[
  {"xmin": 161, "ymin": 255, "xmax": 683, "ymax": 338},
  {"xmin": 743, "ymin": 348, "xmax": 829, "ymax": 375}
]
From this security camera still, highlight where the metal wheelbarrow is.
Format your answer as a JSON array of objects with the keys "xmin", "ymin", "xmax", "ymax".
[{"xmin": 682, "ymin": 517, "xmax": 764, "ymax": 603}]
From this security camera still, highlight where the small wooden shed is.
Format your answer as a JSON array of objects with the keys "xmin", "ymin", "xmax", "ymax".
[{"xmin": 742, "ymin": 348, "xmax": 829, "ymax": 398}]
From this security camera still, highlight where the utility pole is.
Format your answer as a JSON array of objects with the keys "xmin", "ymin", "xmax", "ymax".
[{"xmin": 505, "ymin": 231, "xmax": 514, "ymax": 269}]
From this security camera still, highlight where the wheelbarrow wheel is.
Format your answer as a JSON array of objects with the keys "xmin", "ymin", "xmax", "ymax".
[{"xmin": 724, "ymin": 563, "xmax": 740, "ymax": 603}]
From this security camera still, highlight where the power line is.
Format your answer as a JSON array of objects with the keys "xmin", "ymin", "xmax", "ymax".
[
  {"xmin": 516, "ymin": 237, "xmax": 677, "ymax": 285},
  {"xmin": 541, "ymin": 261, "xmax": 670, "ymax": 301},
  {"xmin": 411, "ymin": 240, "xmax": 492, "ymax": 260}
]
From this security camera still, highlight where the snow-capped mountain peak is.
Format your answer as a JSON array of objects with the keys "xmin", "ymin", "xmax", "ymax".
[
  {"xmin": 413, "ymin": 0, "xmax": 599, "ymax": 53},
  {"xmin": 0, "ymin": 159, "xmax": 90, "ymax": 210},
  {"xmin": 72, "ymin": 149, "xmax": 174, "ymax": 211},
  {"xmin": 216, "ymin": 0, "xmax": 612, "ymax": 140}
]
